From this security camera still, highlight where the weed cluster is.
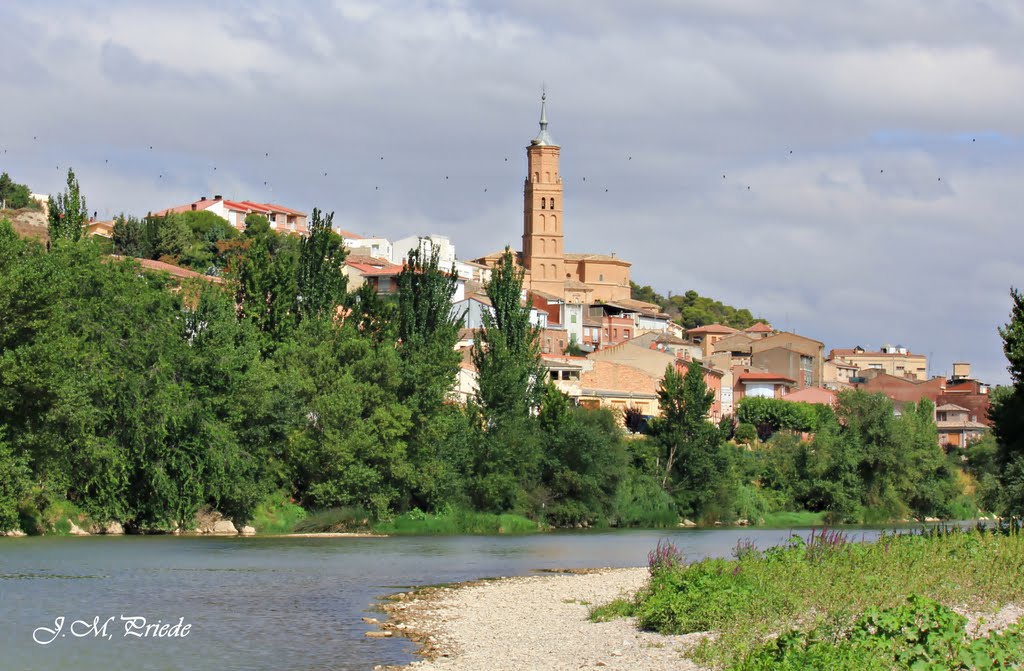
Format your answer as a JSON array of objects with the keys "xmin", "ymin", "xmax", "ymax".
[{"xmin": 737, "ymin": 595, "xmax": 1024, "ymax": 670}]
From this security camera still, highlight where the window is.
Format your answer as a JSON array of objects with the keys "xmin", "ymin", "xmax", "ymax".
[
  {"xmin": 550, "ymin": 371, "xmax": 558, "ymax": 381},
  {"xmin": 623, "ymin": 329, "xmax": 630, "ymax": 339},
  {"xmin": 599, "ymin": 274, "xmax": 604, "ymax": 282},
  {"xmin": 570, "ymin": 314, "xmax": 577, "ymax": 324},
  {"xmin": 541, "ymin": 197, "xmax": 546, "ymax": 209},
  {"xmin": 550, "ymin": 198, "xmax": 555, "ymax": 209}
]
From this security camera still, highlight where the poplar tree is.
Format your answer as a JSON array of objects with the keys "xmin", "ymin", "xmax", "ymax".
[
  {"xmin": 471, "ymin": 248, "xmax": 544, "ymax": 421},
  {"xmin": 295, "ymin": 208, "xmax": 347, "ymax": 322},
  {"xmin": 47, "ymin": 168, "xmax": 87, "ymax": 243}
]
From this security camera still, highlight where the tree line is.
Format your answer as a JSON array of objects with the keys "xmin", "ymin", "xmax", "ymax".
[{"xmin": 1, "ymin": 171, "xmax": 1022, "ymax": 533}]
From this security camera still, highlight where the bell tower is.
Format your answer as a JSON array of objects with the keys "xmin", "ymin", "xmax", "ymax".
[{"xmin": 522, "ymin": 90, "xmax": 565, "ymax": 296}]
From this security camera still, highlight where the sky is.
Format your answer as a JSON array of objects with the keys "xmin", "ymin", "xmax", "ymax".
[{"xmin": 2, "ymin": 0, "xmax": 1022, "ymax": 383}]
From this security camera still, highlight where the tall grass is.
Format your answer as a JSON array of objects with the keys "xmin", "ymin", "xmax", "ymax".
[
  {"xmin": 249, "ymin": 494, "xmax": 307, "ymax": 534},
  {"xmin": 593, "ymin": 524, "xmax": 1024, "ymax": 668},
  {"xmin": 758, "ymin": 510, "xmax": 826, "ymax": 528},
  {"xmin": 291, "ymin": 506, "xmax": 372, "ymax": 533}
]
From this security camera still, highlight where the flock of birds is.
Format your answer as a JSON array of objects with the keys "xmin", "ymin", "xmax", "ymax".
[{"xmin": 0, "ymin": 132, "xmax": 978, "ymax": 219}]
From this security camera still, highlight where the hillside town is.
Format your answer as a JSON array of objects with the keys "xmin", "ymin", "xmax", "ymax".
[{"xmin": 50, "ymin": 95, "xmax": 990, "ymax": 452}]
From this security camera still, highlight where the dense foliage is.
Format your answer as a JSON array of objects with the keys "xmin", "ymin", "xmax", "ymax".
[
  {"xmin": 992, "ymin": 288, "xmax": 1024, "ymax": 517},
  {"xmin": 0, "ymin": 223, "xmax": 636, "ymax": 532},
  {"xmin": 113, "ymin": 209, "xmax": 241, "ymax": 273},
  {"xmin": 0, "ymin": 172, "xmax": 39, "ymax": 210},
  {"xmin": 0, "ymin": 205, "xmax": 1005, "ymax": 534},
  {"xmin": 630, "ymin": 281, "xmax": 766, "ymax": 329}
]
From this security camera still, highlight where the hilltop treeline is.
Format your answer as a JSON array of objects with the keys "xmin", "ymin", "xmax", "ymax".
[{"xmin": 630, "ymin": 281, "xmax": 767, "ymax": 330}]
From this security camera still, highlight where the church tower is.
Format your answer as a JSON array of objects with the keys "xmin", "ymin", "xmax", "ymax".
[{"xmin": 522, "ymin": 91, "xmax": 565, "ymax": 297}]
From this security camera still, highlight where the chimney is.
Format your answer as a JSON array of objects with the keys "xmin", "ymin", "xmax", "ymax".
[
  {"xmin": 214, "ymin": 194, "xmax": 223, "ymax": 201},
  {"xmin": 200, "ymin": 195, "xmax": 207, "ymax": 201},
  {"xmin": 191, "ymin": 203, "xmax": 197, "ymax": 211}
]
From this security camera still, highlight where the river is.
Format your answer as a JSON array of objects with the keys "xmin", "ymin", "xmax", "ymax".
[{"xmin": 1, "ymin": 526, "xmax": 915, "ymax": 671}]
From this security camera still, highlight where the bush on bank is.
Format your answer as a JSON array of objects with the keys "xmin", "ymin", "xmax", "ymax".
[{"xmin": 593, "ymin": 525, "xmax": 1024, "ymax": 668}]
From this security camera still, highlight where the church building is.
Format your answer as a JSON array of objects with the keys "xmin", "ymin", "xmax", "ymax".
[{"xmin": 474, "ymin": 93, "xmax": 632, "ymax": 304}]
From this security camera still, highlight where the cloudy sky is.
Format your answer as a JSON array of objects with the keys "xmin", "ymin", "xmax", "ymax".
[{"xmin": 2, "ymin": 1, "xmax": 1022, "ymax": 383}]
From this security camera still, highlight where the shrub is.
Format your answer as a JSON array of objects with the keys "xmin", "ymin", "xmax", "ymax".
[
  {"xmin": 647, "ymin": 538, "xmax": 684, "ymax": 574},
  {"xmin": 734, "ymin": 423, "xmax": 757, "ymax": 445}
]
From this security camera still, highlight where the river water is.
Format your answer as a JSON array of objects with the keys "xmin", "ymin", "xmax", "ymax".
[{"xmin": 1, "ymin": 527, "xmax": 908, "ymax": 671}]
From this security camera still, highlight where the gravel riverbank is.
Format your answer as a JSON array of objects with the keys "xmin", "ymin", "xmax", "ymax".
[{"xmin": 374, "ymin": 568, "xmax": 707, "ymax": 671}]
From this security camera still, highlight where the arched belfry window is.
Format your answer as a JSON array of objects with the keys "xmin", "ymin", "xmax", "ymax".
[
  {"xmin": 533, "ymin": 172, "xmax": 539, "ymax": 183},
  {"xmin": 541, "ymin": 197, "xmax": 546, "ymax": 209},
  {"xmin": 550, "ymin": 198, "xmax": 555, "ymax": 209}
]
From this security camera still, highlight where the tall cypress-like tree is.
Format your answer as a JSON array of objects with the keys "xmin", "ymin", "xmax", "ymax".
[
  {"xmin": 47, "ymin": 168, "xmax": 87, "ymax": 243},
  {"xmin": 992, "ymin": 288, "xmax": 1024, "ymax": 515},
  {"xmin": 471, "ymin": 248, "xmax": 544, "ymax": 421},
  {"xmin": 295, "ymin": 208, "xmax": 347, "ymax": 322}
]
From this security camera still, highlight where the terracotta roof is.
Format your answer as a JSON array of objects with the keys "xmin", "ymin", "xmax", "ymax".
[
  {"xmin": 360, "ymin": 263, "xmax": 406, "ymax": 277},
  {"xmin": 108, "ymin": 255, "xmax": 225, "ymax": 284},
  {"xmin": 688, "ymin": 323, "xmax": 739, "ymax": 335},
  {"xmin": 781, "ymin": 387, "xmax": 837, "ymax": 406},
  {"xmin": 826, "ymin": 358, "xmax": 859, "ymax": 370},
  {"xmin": 261, "ymin": 202, "xmax": 305, "ymax": 216},
  {"xmin": 152, "ymin": 199, "xmax": 219, "ymax": 217},
  {"xmin": 744, "ymin": 322, "xmax": 774, "ymax": 333},
  {"xmin": 936, "ymin": 403, "xmax": 969, "ymax": 412},
  {"xmin": 654, "ymin": 333, "xmax": 689, "ymax": 345},
  {"xmin": 338, "ymin": 229, "xmax": 365, "ymax": 240},
  {"xmin": 736, "ymin": 371, "xmax": 796, "ymax": 384},
  {"xmin": 564, "ymin": 253, "xmax": 631, "ymax": 265},
  {"xmin": 531, "ymin": 289, "xmax": 564, "ymax": 302}
]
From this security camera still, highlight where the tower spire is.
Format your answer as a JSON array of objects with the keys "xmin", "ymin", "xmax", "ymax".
[{"xmin": 531, "ymin": 87, "xmax": 557, "ymax": 146}]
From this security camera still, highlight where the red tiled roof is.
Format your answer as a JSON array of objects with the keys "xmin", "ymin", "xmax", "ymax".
[
  {"xmin": 108, "ymin": 256, "xmax": 225, "ymax": 284},
  {"xmin": 744, "ymin": 322, "xmax": 774, "ymax": 333},
  {"xmin": 239, "ymin": 201, "xmax": 273, "ymax": 213},
  {"xmin": 338, "ymin": 229, "xmax": 365, "ymax": 240},
  {"xmin": 737, "ymin": 371, "xmax": 796, "ymax": 384},
  {"xmin": 261, "ymin": 202, "xmax": 305, "ymax": 216},
  {"xmin": 360, "ymin": 263, "xmax": 405, "ymax": 277},
  {"xmin": 152, "ymin": 199, "xmax": 219, "ymax": 217},
  {"xmin": 781, "ymin": 387, "xmax": 837, "ymax": 405},
  {"xmin": 688, "ymin": 323, "xmax": 739, "ymax": 335}
]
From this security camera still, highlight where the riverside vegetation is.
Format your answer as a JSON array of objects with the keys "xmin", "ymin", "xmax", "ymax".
[
  {"xmin": 593, "ymin": 525, "xmax": 1024, "ymax": 670},
  {"xmin": 2, "ymin": 170, "xmax": 1024, "ymax": 536}
]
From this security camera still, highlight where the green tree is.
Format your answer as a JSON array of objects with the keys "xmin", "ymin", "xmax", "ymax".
[
  {"xmin": 471, "ymin": 248, "xmax": 544, "ymax": 421},
  {"xmin": 992, "ymin": 288, "xmax": 1024, "ymax": 516},
  {"xmin": 394, "ymin": 243, "xmax": 463, "ymax": 510},
  {"xmin": 112, "ymin": 214, "xmax": 146, "ymax": 257},
  {"xmin": 295, "ymin": 208, "xmax": 347, "ymax": 322},
  {"xmin": 0, "ymin": 431, "xmax": 30, "ymax": 531},
  {"xmin": 47, "ymin": 168, "xmax": 87, "ymax": 243},
  {"xmin": 536, "ymin": 385, "xmax": 629, "ymax": 525},
  {"xmin": 234, "ymin": 223, "xmax": 300, "ymax": 343},
  {"xmin": 0, "ymin": 172, "xmax": 37, "ymax": 210},
  {"xmin": 648, "ymin": 361, "xmax": 732, "ymax": 520}
]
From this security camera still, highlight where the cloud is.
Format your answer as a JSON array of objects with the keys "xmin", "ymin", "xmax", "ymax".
[{"xmin": 3, "ymin": 0, "xmax": 1022, "ymax": 383}]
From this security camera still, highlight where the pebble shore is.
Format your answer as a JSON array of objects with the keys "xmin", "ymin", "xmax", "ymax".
[{"xmin": 374, "ymin": 568, "xmax": 707, "ymax": 671}]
